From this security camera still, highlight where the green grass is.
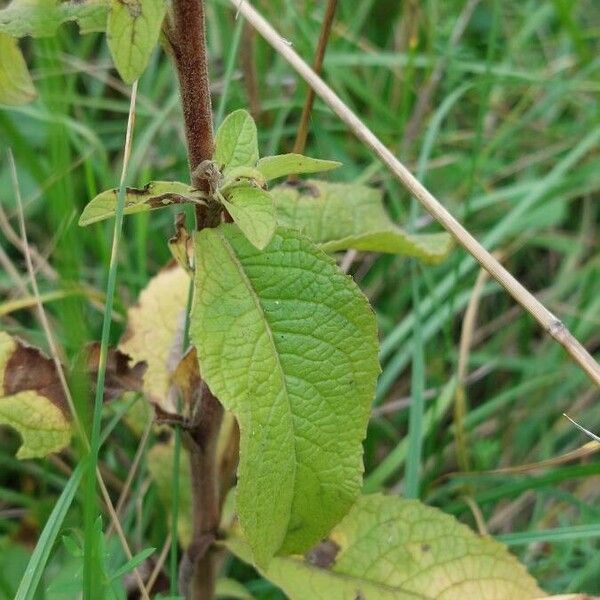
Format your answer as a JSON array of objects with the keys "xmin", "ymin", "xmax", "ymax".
[{"xmin": 1, "ymin": 0, "xmax": 600, "ymax": 597}]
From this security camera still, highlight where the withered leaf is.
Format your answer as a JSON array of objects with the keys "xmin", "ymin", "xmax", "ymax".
[
  {"xmin": 119, "ymin": 263, "xmax": 190, "ymax": 414},
  {"xmin": 168, "ymin": 212, "xmax": 193, "ymax": 274},
  {"xmin": 0, "ymin": 331, "xmax": 147, "ymax": 459},
  {"xmin": 85, "ymin": 343, "xmax": 146, "ymax": 403},
  {"xmin": 0, "ymin": 331, "xmax": 70, "ymax": 458}
]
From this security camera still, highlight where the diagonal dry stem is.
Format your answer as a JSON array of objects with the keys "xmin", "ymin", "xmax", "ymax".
[{"xmin": 231, "ymin": 0, "xmax": 600, "ymax": 390}]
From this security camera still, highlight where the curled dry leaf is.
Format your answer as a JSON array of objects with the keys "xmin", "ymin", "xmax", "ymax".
[
  {"xmin": 119, "ymin": 263, "xmax": 190, "ymax": 414},
  {"xmin": 78, "ymin": 181, "xmax": 200, "ymax": 226},
  {"xmin": 168, "ymin": 212, "xmax": 193, "ymax": 274},
  {"xmin": 85, "ymin": 342, "xmax": 146, "ymax": 402}
]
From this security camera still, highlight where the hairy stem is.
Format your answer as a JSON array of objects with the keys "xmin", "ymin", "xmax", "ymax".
[
  {"xmin": 167, "ymin": 1, "xmax": 224, "ymax": 598},
  {"xmin": 168, "ymin": 0, "xmax": 218, "ymax": 226}
]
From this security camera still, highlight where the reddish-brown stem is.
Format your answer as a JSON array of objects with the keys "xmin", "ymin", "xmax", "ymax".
[
  {"xmin": 292, "ymin": 0, "xmax": 338, "ymax": 156},
  {"xmin": 166, "ymin": 1, "xmax": 225, "ymax": 598},
  {"xmin": 168, "ymin": 0, "xmax": 218, "ymax": 227}
]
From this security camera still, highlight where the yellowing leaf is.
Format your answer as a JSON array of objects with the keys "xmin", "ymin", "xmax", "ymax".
[
  {"xmin": 120, "ymin": 264, "xmax": 190, "ymax": 413},
  {"xmin": 256, "ymin": 154, "xmax": 341, "ymax": 181},
  {"xmin": 190, "ymin": 225, "xmax": 380, "ymax": 566},
  {"xmin": 0, "ymin": 34, "xmax": 36, "ymax": 106},
  {"xmin": 79, "ymin": 181, "xmax": 198, "ymax": 226},
  {"xmin": 147, "ymin": 442, "xmax": 192, "ymax": 545},
  {"xmin": 0, "ymin": 391, "xmax": 71, "ymax": 459},
  {"xmin": 214, "ymin": 109, "xmax": 259, "ymax": 173},
  {"xmin": 221, "ymin": 185, "xmax": 276, "ymax": 250},
  {"xmin": 107, "ymin": 0, "xmax": 166, "ymax": 84},
  {"xmin": 272, "ymin": 180, "xmax": 453, "ymax": 263},
  {"xmin": 227, "ymin": 494, "xmax": 544, "ymax": 600},
  {"xmin": 0, "ymin": 332, "xmax": 71, "ymax": 458}
]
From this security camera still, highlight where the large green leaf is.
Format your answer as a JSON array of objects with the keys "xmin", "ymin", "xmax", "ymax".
[
  {"xmin": 0, "ymin": 0, "xmax": 108, "ymax": 37},
  {"xmin": 214, "ymin": 109, "xmax": 259, "ymax": 173},
  {"xmin": 79, "ymin": 181, "xmax": 199, "ymax": 226},
  {"xmin": 227, "ymin": 494, "xmax": 543, "ymax": 600},
  {"xmin": 256, "ymin": 154, "xmax": 341, "ymax": 181},
  {"xmin": 272, "ymin": 180, "xmax": 453, "ymax": 263},
  {"xmin": 221, "ymin": 184, "xmax": 276, "ymax": 250},
  {"xmin": 107, "ymin": 0, "xmax": 166, "ymax": 84},
  {"xmin": 190, "ymin": 225, "xmax": 379, "ymax": 566},
  {"xmin": 0, "ymin": 34, "xmax": 36, "ymax": 106}
]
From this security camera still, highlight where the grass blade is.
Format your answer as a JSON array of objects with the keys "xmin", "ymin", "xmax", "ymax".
[{"xmin": 15, "ymin": 459, "xmax": 87, "ymax": 600}]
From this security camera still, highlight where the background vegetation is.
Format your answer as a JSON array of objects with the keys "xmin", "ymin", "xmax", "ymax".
[{"xmin": 1, "ymin": 0, "xmax": 599, "ymax": 596}]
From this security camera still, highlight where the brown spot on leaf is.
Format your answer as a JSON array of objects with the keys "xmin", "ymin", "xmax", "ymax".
[
  {"xmin": 305, "ymin": 539, "xmax": 340, "ymax": 569},
  {"xmin": 3, "ymin": 342, "xmax": 67, "ymax": 415},
  {"xmin": 421, "ymin": 543, "xmax": 431, "ymax": 552},
  {"xmin": 146, "ymin": 193, "xmax": 194, "ymax": 208}
]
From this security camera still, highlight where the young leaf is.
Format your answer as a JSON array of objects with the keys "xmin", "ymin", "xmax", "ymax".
[
  {"xmin": 107, "ymin": 0, "xmax": 166, "ymax": 84},
  {"xmin": 190, "ymin": 225, "xmax": 379, "ymax": 566},
  {"xmin": 256, "ymin": 154, "xmax": 341, "ymax": 181},
  {"xmin": 226, "ymin": 493, "xmax": 543, "ymax": 600},
  {"xmin": 119, "ymin": 264, "xmax": 190, "ymax": 414},
  {"xmin": 0, "ymin": 34, "xmax": 36, "ymax": 106},
  {"xmin": 221, "ymin": 185, "xmax": 276, "ymax": 250},
  {"xmin": 0, "ymin": 0, "xmax": 108, "ymax": 37},
  {"xmin": 272, "ymin": 180, "xmax": 453, "ymax": 263},
  {"xmin": 79, "ymin": 181, "xmax": 198, "ymax": 226},
  {"xmin": 0, "ymin": 331, "xmax": 71, "ymax": 458},
  {"xmin": 214, "ymin": 109, "xmax": 259, "ymax": 172}
]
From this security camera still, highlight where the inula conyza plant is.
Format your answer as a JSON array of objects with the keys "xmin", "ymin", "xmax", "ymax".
[{"xmin": 0, "ymin": 1, "xmax": 549, "ymax": 598}]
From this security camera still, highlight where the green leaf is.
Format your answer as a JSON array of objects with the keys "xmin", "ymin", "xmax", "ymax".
[
  {"xmin": 190, "ymin": 225, "xmax": 379, "ymax": 566},
  {"xmin": 107, "ymin": 0, "xmax": 166, "ymax": 84},
  {"xmin": 221, "ymin": 185, "xmax": 276, "ymax": 250},
  {"xmin": 0, "ymin": 34, "xmax": 36, "ymax": 106},
  {"xmin": 0, "ymin": 332, "xmax": 71, "ymax": 459},
  {"xmin": 15, "ymin": 458, "xmax": 87, "ymax": 600},
  {"xmin": 256, "ymin": 154, "xmax": 341, "ymax": 181},
  {"xmin": 272, "ymin": 180, "xmax": 453, "ymax": 263},
  {"xmin": 214, "ymin": 109, "xmax": 259, "ymax": 172},
  {"xmin": 226, "ymin": 493, "xmax": 544, "ymax": 600},
  {"xmin": 108, "ymin": 547, "xmax": 155, "ymax": 582},
  {"xmin": 147, "ymin": 442, "xmax": 192, "ymax": 546},
  {"xmin": 215, "ymin": 578, "xmax": 253, "ymax": 600},
  {"xmin": 79, "ymin": 181, "xmax": 198, "ymax": 226},
  {"xmin": 76, "ymin": 0, "xmax": 109, "ymax": 34},
  {"xmin": 0, "ymin": 0, "xmax": 108, "ymax": 37}
]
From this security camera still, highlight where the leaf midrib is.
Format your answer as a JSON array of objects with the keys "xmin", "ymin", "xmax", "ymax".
[{"xmin": 217, "ymin": 228, "xmax": 298, "ymax": 546}]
